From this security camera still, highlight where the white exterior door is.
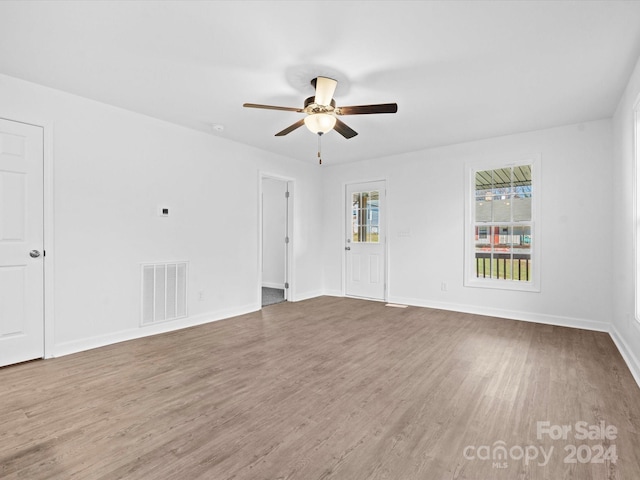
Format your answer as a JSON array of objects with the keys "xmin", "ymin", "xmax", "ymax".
[
  {"xmin": 345, "ymin": 181, "xmax": 386, "ymax": 300},
  {"xmin": 0, "ymin": 119, "xmax": 44, "ymax": 367}
]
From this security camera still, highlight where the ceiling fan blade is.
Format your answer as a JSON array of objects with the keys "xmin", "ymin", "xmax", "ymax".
[
  {"xmin": 333, "ymin": 118, "xmax": 358, "ymax": 139},
  {"xmin": 243, "ymin": 103, "xmax": 304, "ymax": 113},
  {"xmin": 336, "ymin": 103, "xmax": 398, "ymax": 115},
  {"xmin": 275, "ymin": 118, "xmax": 306, "ymax": 136},
  {"xmin": 313, "ymin": 77, "xmax": 338, "ymax": 106}
]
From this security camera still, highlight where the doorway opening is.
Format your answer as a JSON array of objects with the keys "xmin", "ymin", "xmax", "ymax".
[{"xmin": 260, "ymin": 175, "xmax": 292, "ymax": 307}]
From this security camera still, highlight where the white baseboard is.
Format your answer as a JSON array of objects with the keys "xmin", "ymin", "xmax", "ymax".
[
  {"xmin": 609, "ymin": 324, "xmax": 640, "ymax": 390},
  {"xmin": 291, "ymin": 289, "xmax": 324, "ymax": 302},
  {"xmin": 384, "ymin": 295, "xmax": 610, "ymax": 332},
  {"xmin": 323, "ymin": 289, "xmax": 344, "ymax": 298},
  {"xmin": 52, "ymin": 302, "xmax": 260, "ymax": 358},
  {"xmin": 262, "ymin": 282, "xmax": 285, "ymax": 289}
]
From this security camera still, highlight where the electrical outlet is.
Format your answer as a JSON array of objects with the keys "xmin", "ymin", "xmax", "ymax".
[
  {"xmin": 441, "ymin": 282, "xmax": 447, "ymax": 292},
  {"xmin": 198, "ymin": 291, "xmax": 204, "ymax": 301}
]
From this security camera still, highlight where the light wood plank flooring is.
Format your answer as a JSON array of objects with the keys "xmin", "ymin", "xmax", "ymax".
[{"xmin": 1, "ymin": 296, "xmax": 639, "ymax": 479}]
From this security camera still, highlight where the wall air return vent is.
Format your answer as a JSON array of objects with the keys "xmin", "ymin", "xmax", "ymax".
[{"xmin": 142, "ymin": 262, "xmax": 187, "ymax": 325}]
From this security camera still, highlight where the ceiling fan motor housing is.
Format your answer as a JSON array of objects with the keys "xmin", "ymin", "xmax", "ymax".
[{"xmin": 304, "ymin": 97, "xmax": 336, "ymax": 114}]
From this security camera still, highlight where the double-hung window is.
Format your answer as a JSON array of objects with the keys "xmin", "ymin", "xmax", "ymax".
[{"xmin": 465, "ymin": 158, "xmax": 540, "ymax": 291}]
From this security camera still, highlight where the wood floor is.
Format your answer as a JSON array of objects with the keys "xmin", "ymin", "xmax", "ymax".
[{"xmin": 1, "ymin": 296, "xmax": 639, "ymax": 480}]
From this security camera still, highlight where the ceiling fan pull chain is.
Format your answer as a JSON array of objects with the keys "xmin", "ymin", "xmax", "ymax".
[{"xmin": 317, "ymin": 132, "xmax": 323, "ymax": 165}]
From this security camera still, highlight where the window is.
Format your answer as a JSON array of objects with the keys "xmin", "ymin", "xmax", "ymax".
[
  {"xmin": 465, "ymin": 159, "xmax": 540, "ymax": 291},
  {"xmin": 351, "ymin": 190, "xmax": 380, "ymax": 243}
]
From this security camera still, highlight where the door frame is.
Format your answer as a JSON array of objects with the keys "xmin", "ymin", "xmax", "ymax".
[
  {"xmin": 258, "ymin": 171, "xmax": 294, "ymax": 304},
  {"xmin": 1, "ymin": 114, "xmax": 55, "ymax": 360},
  {"xmin": 342, "ymin": 178, "xmax": 388, "ymax": 301}
]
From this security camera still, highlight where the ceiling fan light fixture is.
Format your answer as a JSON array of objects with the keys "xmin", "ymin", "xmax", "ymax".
[{"xmin": 304, "ymin": 113, "xmax": 336, "ymax": 134}]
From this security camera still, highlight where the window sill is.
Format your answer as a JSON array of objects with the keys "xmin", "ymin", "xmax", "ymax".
[{"xmin": 464, "ymin": 278, "xmax": 540, "ymax": 293}]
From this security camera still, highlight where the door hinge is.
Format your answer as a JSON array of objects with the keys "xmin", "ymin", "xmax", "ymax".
[
  {"xmin": 285, "ymin": 282, "xmax": 289, "ymax": 289},
  {"xmin": 285, "ymin": 236, "xmax": 290, "ymax": 244},
  {"xmin": 285, "ymin": 191, "xmax": 290, "ymax": 198}
]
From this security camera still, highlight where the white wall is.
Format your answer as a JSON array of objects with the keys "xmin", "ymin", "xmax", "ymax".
[
  {"xmin": 0, "ymin": 73, "xmax": 324, "ymax": 357},
  {"xmin": 323, "ymin": 119, "xmax": 613, "ymax": 331},
  {"xmin": 611, "ymin": 54, "xmax": 640, "ymax": 386},
  {"xmin": 262, "ymin": 177, "xmax": 286, "ymax": 288},
  {"xmin": 0, "ymin": 69, "xmax": 630, "ymax": 373}
]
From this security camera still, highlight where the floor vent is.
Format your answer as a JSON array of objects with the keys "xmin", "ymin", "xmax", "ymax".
[
  {"xmin": 142, "ymin": 262, "xmax": 187, "ymax": 325},
  {"xmin": 385, "ymin": 303, "xmax": 408, "ymax": 308}
]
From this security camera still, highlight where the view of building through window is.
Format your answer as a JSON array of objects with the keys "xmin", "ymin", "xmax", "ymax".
[{"xmin": 474, "ymin": 165, "xmax": 532, "ymax": 282}]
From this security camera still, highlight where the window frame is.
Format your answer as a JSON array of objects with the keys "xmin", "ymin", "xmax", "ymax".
[
  {"xmin": 634, "ymin": 94, "xmax": 640, "ymax": 325},
  {"xmin": 351, "ymin": 189, "xmax": 381, "ymax": 244},
  {"xmin": 464, "ymin": 156, "xmax": 541, "ymax": 292}
]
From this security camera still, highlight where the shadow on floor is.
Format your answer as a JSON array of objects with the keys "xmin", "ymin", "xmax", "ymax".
[{"xmin": 262, "ymin": 287, "xmax": 286, "ymax": 307}]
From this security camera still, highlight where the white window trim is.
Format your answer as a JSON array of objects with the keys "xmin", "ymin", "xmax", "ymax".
[
  {"xmin": 464, "ymin": 156, "xmax": 541, "ymax": 292},
  {"xmin": 633, "ymin": 94, "xmax": 640, "ymax": 325}
]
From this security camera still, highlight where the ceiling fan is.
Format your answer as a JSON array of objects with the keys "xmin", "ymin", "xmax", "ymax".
[{"xmin": 243, "ymin": 76, "xmax": 398, "ymax": 140}]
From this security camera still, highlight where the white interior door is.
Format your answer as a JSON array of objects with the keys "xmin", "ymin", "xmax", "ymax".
[
  {"xmin": 0, "ymin": 118, "xmax": 44, "ymax": 367},
  {"xmin": 345, "ymin": 181, "xmax": 386, "ymax": 300}
]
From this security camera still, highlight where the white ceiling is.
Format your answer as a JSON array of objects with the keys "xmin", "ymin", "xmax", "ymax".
[{"xmin": 1, "ymin": 1, "xmax": 640, "ymax": 165}]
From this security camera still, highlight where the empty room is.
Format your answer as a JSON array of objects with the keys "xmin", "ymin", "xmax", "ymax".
[{"xmin": 1, "ymin": 1, "xmax": 640, "ymax": 479}]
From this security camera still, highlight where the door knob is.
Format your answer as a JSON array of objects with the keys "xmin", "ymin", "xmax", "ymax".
[
  {"xmin": 29, "ymin": 250, "xmax": 41, "ymax": 258},
  {"xmin": 345, "ymin": 246, "xmax": 351, "ymax": 251}
]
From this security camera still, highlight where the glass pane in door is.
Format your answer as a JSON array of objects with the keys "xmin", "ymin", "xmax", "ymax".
[
  {"xmin": 351, "ymin": 190, "xmax": 381, "ymax": 243},
  {"xmin": 351, "ymin": 193, "xmax": 360, "ymax": 242}
]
